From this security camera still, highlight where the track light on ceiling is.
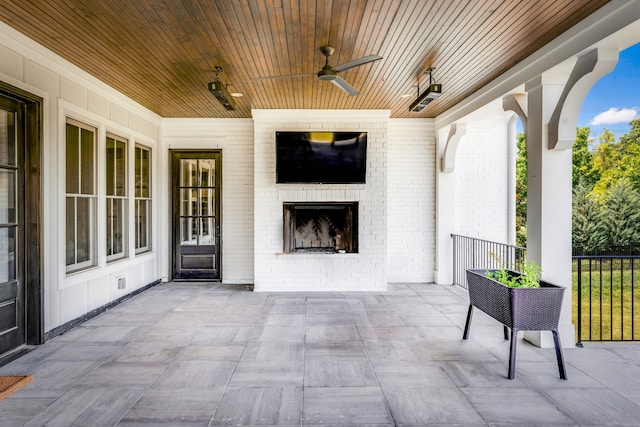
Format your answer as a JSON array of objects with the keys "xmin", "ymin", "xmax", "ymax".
[
  {"xmin": 208, "ymin": 66, "xmax": 236, "ymax": 111},
  {"xmin": 409, "ymin": 68, "xmax": 442, "ymax": 112}
]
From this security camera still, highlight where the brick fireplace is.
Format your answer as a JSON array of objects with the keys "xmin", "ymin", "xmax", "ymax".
[
  {"xmin": 252, "ymin": 109, "xmax": 389, "ymax": 292},
  {"xmin": 283, "ymin": 202, "xmax": 358, "ymax": 253}
]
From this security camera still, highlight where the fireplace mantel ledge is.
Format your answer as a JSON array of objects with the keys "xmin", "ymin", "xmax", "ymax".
[{"xmin": 275, "ymin": 252, "xmax": 359, "ymax": 258}]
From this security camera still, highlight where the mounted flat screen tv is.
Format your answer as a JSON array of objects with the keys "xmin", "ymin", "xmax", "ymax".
[{"xmin": 276, "ymin": 131, "xmax": 367, "ymax": 184}]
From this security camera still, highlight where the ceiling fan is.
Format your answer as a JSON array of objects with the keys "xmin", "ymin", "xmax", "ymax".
[
  {"xmin": 252, "ymin": 46, "xmax": 382, "ymax": 96},
  {"xmin": 316, "ymin": 46, "xmax": 382, "ymax": 96}
]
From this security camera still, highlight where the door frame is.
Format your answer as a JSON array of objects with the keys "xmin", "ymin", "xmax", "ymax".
[
  {"xmin": 169, "ymin": 149, "xmax": 222, "ymax": 281},
  {"xmin": 0, "ymin": 82, "xmax": 44, "ymax": 363}
]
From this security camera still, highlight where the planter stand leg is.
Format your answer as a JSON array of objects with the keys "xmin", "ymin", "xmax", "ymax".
[
  {"xmin": 552, "ymin": 330, "xmax": 568, "ymax": 380},
  {"xmin": 508, "ymin": 328, "xmax": 518, "ymax": 379},
  {"xmin": 463, "ymin": 305, "xmax": 473, "ymax": 339}
]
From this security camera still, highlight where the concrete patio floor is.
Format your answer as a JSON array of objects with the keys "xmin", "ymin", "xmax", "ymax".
[{"xmin": 2, "ymin": 281, "xmax": 640, "ymax": 426}]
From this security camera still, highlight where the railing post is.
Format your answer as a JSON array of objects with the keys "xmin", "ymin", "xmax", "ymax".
[
  {"xmin": 632, "ymin": 258, "xmax": 635, "ymax": 340},
  {"xmin": 621, "ymin": 258, "xmax": 625, "ymax": 340},
  {"xmin": 577, "ymin": 258, "xmax": 583, "ymax": 347},
  {"xmin": 452, "ymin": 235, "xmax": 458, "ymax": 286},
  {"xmin": 631, "ymin": 258, "xmax": 636, "ymax": 340}
]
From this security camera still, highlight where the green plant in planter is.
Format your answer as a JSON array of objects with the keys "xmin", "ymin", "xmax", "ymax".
[{"xmin": 486, "ymin": 260, "xmax": 542, "ymax": 288}]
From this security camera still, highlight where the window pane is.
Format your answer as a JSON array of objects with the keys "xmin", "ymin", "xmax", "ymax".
[
  {"xmin": 141, "ymin": 148, "xmax": 150, "ymax": 198},
  {"xmin": 135, "ymin": 147, "xmax": 142, "ymax": 198},
  {"xmin": 0, "ymin": 227, "xmax": 16, "ymax": 282},
  {"xmin": 181, "ymin": 217, "xmax": 197, "ymax": 245},
  {"xmin": 114, "ymin": 198, "xmax": 125, "ymax": 255},
  {"xmin": 199, "ymin": 159, "xmax": 215, "ymax": 187},
  {"xmin": 107, "ymin": 198, "xmax": 125, "ymax": 257},
  {"xmin": 0, "ymin": 169, "xmax": 16, "ymax": 224},
  {"xmin": 106, "ymin": 137, "xmax": 115, "ymax": 196},
  {"xmin": 135, "ymin": 145, "xmax": 151, "ymax": 254},
  {"xmin": 66, "ymin": 123, "xmax": 79, "ymax": 194},
  {"xmin": 65, "ymin": 197, "xmax": 76, "ymax": 266},
  {"xmin": 181, "ymin": 189, "xmax": 196, "ymax": 217},
  {"xmin": 180, "ymin": 159, "xmax": 197, "ymax": 187},
  {"xmin": 200, "ymin": 217, "xmax": 215, "ymax": 245},
  {"xmin": 106, "ymin": 198, "xmax": 113, "ymax": 256},
  {"xmin": 0, "ymin": 109, "xmax": 16, "ymax": 166},
  {"xmin": 76, "ymin": 197, "xmax": 92, "ymax": 263},
  {"xmin": 135, "ymin": 199, "xmax": 148, "ymax": 250},
  {"xmin": 140, "ymin": 150, "xmax": 151, "ymax": 197},
  {"xmin": 135, "ymin": 146, "xmax": 150, "ymax": 198},
  {"xmin": 199, "ymin": 188, "xmax": 214, "ymax": 217},
  {"xmin": 115, "ymin": 140, "xmax": 126, "ymax": 197},
  {"xmin": 135, "ymin": 200, "xmax": 141, "ymax": 247},
  {"xmin": 80, "ymin": 128, "xmax": 94, "ymax": 195}
]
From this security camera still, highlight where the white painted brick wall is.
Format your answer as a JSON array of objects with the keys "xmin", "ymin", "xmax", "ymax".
[
  {"xmin": 454, "ymin": 115, "xmax": 511, "ymax": 243},
  {"xmin": 252, "ymin": 110, "xmax": 389, "ymax": 292},
  {"xmin": 387, "ymin": 119, "xmax": 436, "ymax": 283},
  {"xmin": 162, "ymin": 119, "xmax": 255, "ymax": 284}
]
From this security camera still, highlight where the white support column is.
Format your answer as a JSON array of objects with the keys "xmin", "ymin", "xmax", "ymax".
[
  {"xmin": 434, "ymin": 125, "xmax": 464, "ymax": 284},
  {"xmin": 524, "ymin": 74, "xmax": 574, "ymax": 348},
  {"xmin": 507, "ymin": 114, "xmax": 517, "ymax": 246},
  {"xmin": 524, "ymin": 48, "xmax": 619, "ymax": 348}
]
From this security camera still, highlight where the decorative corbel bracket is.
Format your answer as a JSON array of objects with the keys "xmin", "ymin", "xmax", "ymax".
[
  {"xmin": 502, "ymin": 93, "xmax": 528, "ymax": 132},
  {"xmin": 549, "ymin": 48, "xmax": 618, "ymax": 150},
  {"xmin": 440, "ymin": 122, "xmax": 467, "ymax": 173}
]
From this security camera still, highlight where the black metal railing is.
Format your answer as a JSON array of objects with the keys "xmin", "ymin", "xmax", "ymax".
[
  {"xmin": 453, "ymin": 235, "xmax": 640, "ymax": 343},
  {"xmin": 452, "ymin": 234, "xmax": 526, "ymax": 288},
  {"xmin": 575, "ymin": 255, "xmax": 640, "ymax": 345},
  {"xmin": 573, "ymin": 243, "xmax": 640, "ymax": 257}
]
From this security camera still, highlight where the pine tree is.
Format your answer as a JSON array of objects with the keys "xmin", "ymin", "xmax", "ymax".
[
  {"xmin": 601, "ymin": 179, "xmax": 640, "ymax": 247},
  {"xmin": 572, "ymin": 178, "xmax": 606, "ymax": 252}
]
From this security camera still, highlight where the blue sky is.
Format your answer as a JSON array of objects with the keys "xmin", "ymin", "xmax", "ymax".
[{"xmin": 578, "ymin": 42, "xmax": 640, "ymax": 141}]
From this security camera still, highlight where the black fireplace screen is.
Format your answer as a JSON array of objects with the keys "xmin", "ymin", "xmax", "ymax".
[{"xmin": 283, "ymin": 202, "xmax": 358, "ymax": 253}]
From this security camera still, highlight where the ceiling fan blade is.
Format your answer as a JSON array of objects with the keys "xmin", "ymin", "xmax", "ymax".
[
  {"xmin": 250, "ymin": 73, "xmax": 315, "ymax": 82},
  {"xmin": 333, "ymin": 54, "xmax": 382, "ymax": 72},
  {"xmin": 331, "ymin": 76, "xmax": 358, "ymax": 96}
]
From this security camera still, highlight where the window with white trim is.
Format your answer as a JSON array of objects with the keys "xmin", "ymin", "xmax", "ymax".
[
  {"xmin": 65, "ymin": 119, "xmax": 97, "ymax": 273},
  {"xmin": 135, "ymin": 144, "xmax": 151, "ymax": 253},
  {"xmin": 106, "ymin": 133, "xmax": 128, "ymax": 261}
]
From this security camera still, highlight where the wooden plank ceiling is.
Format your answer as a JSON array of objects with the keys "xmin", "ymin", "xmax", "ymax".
[{"xmin": 0, "ymin": 0, "xmax": 611, "ymax": 118}]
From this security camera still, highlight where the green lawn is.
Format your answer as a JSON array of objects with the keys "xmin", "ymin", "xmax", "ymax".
[{"xmin": 573, "ymin": 258, "xmax": 640, "ymax": 342}]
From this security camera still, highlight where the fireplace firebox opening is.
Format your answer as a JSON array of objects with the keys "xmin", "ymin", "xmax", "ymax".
[{"xmin": 283, "ymin": 202, "xmax": 358, "ymax": 253}]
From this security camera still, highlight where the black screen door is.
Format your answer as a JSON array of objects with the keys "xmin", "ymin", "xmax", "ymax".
[
  {"xmin": 0, "ymin": 96, "xmax": 25, "ymax": 355},
  {"xmin": 171, "ymin": 151, "xmax": 221, "ymax": 280}
]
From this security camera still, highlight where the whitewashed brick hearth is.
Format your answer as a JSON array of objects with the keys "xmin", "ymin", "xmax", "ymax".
[{"xmin": 252, "ymin": 110, "xmax": 389, "ymax": 292}]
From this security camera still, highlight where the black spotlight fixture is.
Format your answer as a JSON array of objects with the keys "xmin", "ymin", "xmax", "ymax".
[
  {"xmin": 208, "ymin": 66, "xmax": 236, "ymax": 111},
  {"xmin": 409, "ymin": 68, "xmax": 442, "ymax": 113}
]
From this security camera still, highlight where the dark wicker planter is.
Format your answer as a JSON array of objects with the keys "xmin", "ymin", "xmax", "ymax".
[{"xmin": 463, "ymin": 269, "xmax": 567, "ymax": 380}]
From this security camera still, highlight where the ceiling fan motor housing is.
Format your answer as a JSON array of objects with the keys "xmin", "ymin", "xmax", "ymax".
[
  {"xmin": 320, "ymin": 46, "xmax": 335, "ymax": 56},
  {"xmin": 318, "ymin": 68, "xmax": 338, "ymax": 80}
]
